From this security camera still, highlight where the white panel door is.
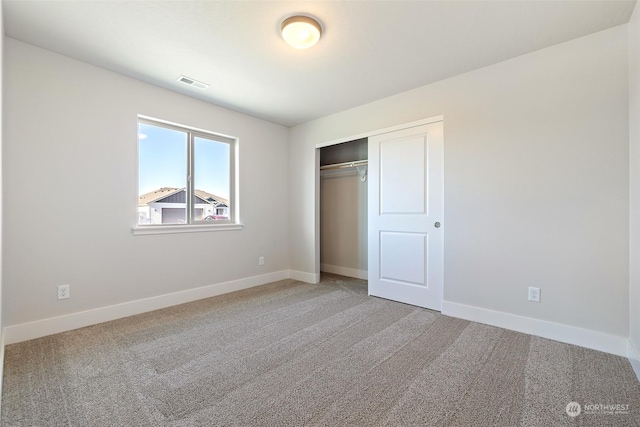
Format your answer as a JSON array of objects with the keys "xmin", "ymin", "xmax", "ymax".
[{"xmin": 368, "ymin": 122, "xmax": 443, "ymax": 310}]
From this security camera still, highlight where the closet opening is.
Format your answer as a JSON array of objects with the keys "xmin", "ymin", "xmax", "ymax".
[{"xmin": 319, "ymin": 137, "xmax": 368, "ymax": 281}]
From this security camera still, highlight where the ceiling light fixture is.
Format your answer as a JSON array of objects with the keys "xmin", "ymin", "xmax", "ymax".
[{"xmin": 281, "ymin": 15, "xmax": 322, "ymax": 49}]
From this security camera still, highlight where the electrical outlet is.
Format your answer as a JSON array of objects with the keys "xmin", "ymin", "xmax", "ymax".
[
  {"xmin": 528, "ymin": 286, "xmax": 540, "ymax": 303},
  {"xmin": 58, "ymin": 284, "xmax": 70, "ymax": 300},
  {"xmin": 259, "ymin": 256, "xmax": 265, "ymax": 266}
]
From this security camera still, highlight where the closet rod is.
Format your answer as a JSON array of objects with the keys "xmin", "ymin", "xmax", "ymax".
[{"xmin": 319, "ymin": 160, "xmax": 368, "ymax": 171}]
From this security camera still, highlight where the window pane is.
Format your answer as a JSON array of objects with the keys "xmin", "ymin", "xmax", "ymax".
[
  {"xmin": 194, "ymin": 136, "xmax": 230, "ymax": 221},
  {"xmin": 138, "ymin": 123, "xmax": 187, "ymax": 225}
]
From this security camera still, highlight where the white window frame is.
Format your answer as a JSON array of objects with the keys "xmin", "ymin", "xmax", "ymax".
[{"xmin": 132, "ymin": 116, "xmax": 242, "ymax": 235}]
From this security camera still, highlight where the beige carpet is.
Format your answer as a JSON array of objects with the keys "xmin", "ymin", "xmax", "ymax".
[{"xmin": 2, "ymin": 274, "xmax": 639, "ymax": 426}]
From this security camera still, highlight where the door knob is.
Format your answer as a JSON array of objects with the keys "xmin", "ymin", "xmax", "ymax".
[{"xmin": 434, "ymin": 222, "xmax": 441, "ymax": 228}]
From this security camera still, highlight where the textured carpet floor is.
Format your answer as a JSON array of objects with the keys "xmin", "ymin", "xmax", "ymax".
[{"xmin": 2, "ymin": 274, "xmax": 639, "ymax": 426}]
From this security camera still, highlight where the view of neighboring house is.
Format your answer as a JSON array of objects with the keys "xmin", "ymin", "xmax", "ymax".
[{"xmin": 138, "ymin": 187, "xmax": 229, "ymax": 224}]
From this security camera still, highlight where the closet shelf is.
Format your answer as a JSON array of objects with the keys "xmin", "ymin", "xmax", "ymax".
[
  {"xmin": 320, "ymin": 160, "xmax": 368, "ymax": 182},
  {"xmin": 319, "ymin": 160, "xmax": 368, "ymax": 171}
]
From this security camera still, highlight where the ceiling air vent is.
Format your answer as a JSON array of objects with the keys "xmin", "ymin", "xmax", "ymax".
[{"xmin": 177, "ymin": 75, "xmax": 209, "ymax": 90}]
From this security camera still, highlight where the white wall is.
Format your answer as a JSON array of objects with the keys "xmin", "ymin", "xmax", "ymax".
[
  {"xmin": 3, "ymin": 39, "xmax": 289, "ymax": 329},
  {"xmin": 0, "ymin": 0, "xmax": 5, "ymax": 404},
  {"xmin": 628, "ymin": 3, "xmax": 640, "ymax": 377},
  {"xmin": 290, "ymin": 26, "xmax": 629, "ymax": 340},
  {"xmin": 320, "ymin": 170, "xmax": 367, "ymax": 278}
]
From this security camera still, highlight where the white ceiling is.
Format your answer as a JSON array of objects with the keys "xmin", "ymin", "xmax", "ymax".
[{"xmin": 3, "ymin": 0, "xmax": 637, "ymax": 127}]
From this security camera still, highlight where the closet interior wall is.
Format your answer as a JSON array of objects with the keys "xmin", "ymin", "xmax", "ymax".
[{"xmin": 319, "ymin": 138, "xmax": 368, "ymax": 280}]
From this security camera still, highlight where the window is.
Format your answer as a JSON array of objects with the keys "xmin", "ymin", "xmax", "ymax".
[{"xmin": 136, "ymin": 117, "xmax": 238, "ymax": 231}]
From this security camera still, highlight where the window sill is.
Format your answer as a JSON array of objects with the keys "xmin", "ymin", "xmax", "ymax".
[{"xmin": 132, "ymin": 223, "xmax": 244, "ymax": 236}]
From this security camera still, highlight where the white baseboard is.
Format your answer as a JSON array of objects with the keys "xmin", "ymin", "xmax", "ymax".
[
  {"xmin": 628, "ymin": 339, "xmax": 640, "ymax": 382},
  {"xmin": 320, "ymin": 264, "xmax": 368, "ymax": 280},
  {"xmin": 4, "ymin": 270, "xmax": 291, "ymax": 345},
  {"xmin": 289, "ymin": 270, "xmax": 320, "ymax": 284},
  {"xmin": 442, "ymin": 301, "xmax": 628, "ymax": 358}
]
